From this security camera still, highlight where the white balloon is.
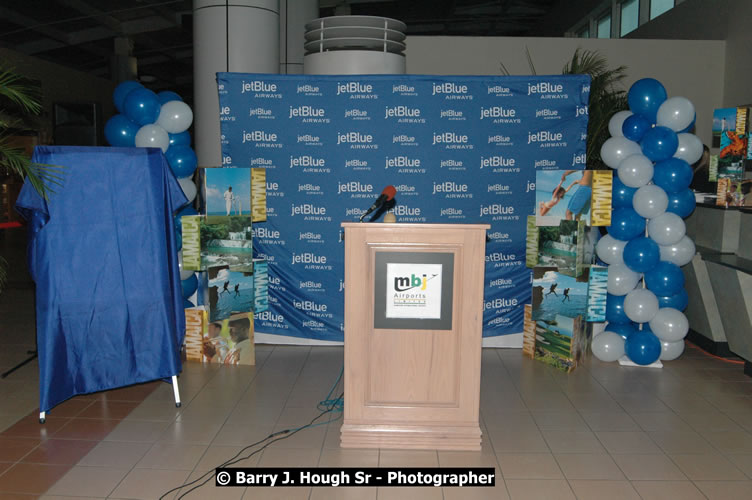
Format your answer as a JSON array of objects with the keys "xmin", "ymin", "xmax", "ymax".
[
  {"xmin": 177, "ymin": 250, "xmax": 194, "ymax": 281},
  {"xmin": 591, "ymin": 332, "xmax": 625, "ymax": 362},
  {"xmin": 156, "ymin": 100, "xmax": 194, "ymax": 134},
  {"xmin": 624, "ymin": 288, "xmax": 659, "ymax": 323},
  {"xmin": 608, "ymin": 110, "xmax": 633, "ymax": 138},
  {"xmin": 596, "ymin": 234, "xmax": 627, "ymax": 265},
  {"xmin": 647, "ymin": 212, "xmax": 686, "ymax": 246},
  {"xmin": 601, "ymin": 137, "xmax": 642, "ymax": 169},
  {"xmin": 649, "ymin": 307, "xmax": 689, "ymax": 342},
  {"xmin": 135, "ymin": 124, "xmax": 169, "ymax": 152},
  {"xmin": 618, "ymin": 154, "xmax": 654, "ymax": 188},
  {"xmin": 178, "ymin": 177, "xmax": 197, "ymax": 202},
  {"xmin": 674, "ymin": 133, "xmax": 703, "ymax": 164},
  {"xmin": 633, "ymin": 184, "xmax": 669, "ymax": 219},
  {"xmin": 657, "ymin": 96, "xmax": 696, "ymax": 132},
  {"xmin": 659, "ymin": 236, "xmax": 696, "ymax": 267},
  {"xmin": 607, "ymin": 263, "xmax": 641, "ymax": 296},
  {"xmin": 660, "ymin": 339, "xmax": 685, "ymax": 360}
]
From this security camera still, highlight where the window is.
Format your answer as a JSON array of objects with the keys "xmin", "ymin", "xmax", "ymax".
[
  {"xmin": 620, "ymin": 0, "xmax": 639, "ymax": 36},
  {"xmin": 650, "ymin": 0, "xmax": 674, "ymax": 19},
  {"xmin": 597, "ymin": 13, "xmax": 611, "ymax": 38},
  {"xmin": 578, "ymin": 25, "xmax": 590, "ymax": 38}
]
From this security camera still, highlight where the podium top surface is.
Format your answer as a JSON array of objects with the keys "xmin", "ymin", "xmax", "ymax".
[{"xmin": 341, "ymin": 222, "xmax": 491, "ymax": 230}]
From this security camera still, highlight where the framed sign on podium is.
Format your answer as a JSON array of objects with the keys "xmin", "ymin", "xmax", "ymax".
[{"xmin": 341, "ymin": 222, "xmax": 489, "ymax": 451}]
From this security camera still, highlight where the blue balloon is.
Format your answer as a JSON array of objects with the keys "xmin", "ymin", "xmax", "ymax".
[
  {"xmin": 640, "ymin": 126, "xmax": 678, "ymax": 162},
  {"xmin": 181, "ymin": 273, "xmax": 198, "ymax": 298},
  {"xmin": 166, "ymin": 145, "xmax": 198, "ymax": 178},
  {"xmin": 123, "ymin": 87, "xmax": 161, "ymax": 126},
  {"xmin": 606, "ymin": 322, "xmax": 638, "ymax": 340},
  {"xmin": 113, "ymin": 80, "xmax": 143, "ymax": 113},
  {"xmin": 645, "ymin": 261, "xmax": 685, "ymax": 296},
  {"xmin": 653, "ymin": 158, "xmax": 692, "ymax": 194},
  {"xmin": 666, "ymin": 188, "xmax": 696, "ymax": 218},
  {"xmin": 183, "ymin": 298, "xmax": 195, "ymax": 309},
  {"xmin": 174, "ymin": 205, "xmax": 198, "ymax": 232},
  {"xmin": 169, "ymin": 131, "xmax": 191, "ymax": 147},
  {"xmin": 623, "ymin": 236, "xmax": 660, "ymax": 273},
  {"xmin": 627, "ymin": 78, "xmax": 667, "ymax": 123},
  {"xmin": 625, "ymin": 330, "xmax": 662, "ymax": 365},
  {"xmin": 606, "ymin": 294, "xmax": 630, "ymax": 324},
  {"xmin": 608, "ymin": 207, "xmax": 646, "ymax": 241},
  {"xmin": 622, "ymin": 114, "xmax": 652, "ymax": 142},
  {"xmin": 612, "ymin": 176, "xmax": 638, "ymax": 208},
  {"xmin": 104, "ymin": 114, "xmax": 139, "ymax": 147},
  {"xmin": 157, "ymin": 90, "xmax": 183, "ymax": 104},
  {"xmin": 658, "ymin": 289, "xmax": 689, "ymax": 311}
]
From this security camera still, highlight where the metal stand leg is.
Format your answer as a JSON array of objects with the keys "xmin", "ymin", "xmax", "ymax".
[
  {"xmin": 39, "ymin": 411, "xmax": 46, "ymax": 424},
  {"xmin": 1, "ymin": 350, "xmax": 37, "ymax": 379},
  {"xmin": 172, "ymin": 375, "xmax": 181, "ymax": 407}
]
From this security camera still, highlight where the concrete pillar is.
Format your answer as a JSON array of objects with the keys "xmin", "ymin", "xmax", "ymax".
[{"xmin": 279, "ymin": 0, "xmax": 319, "ymax": 74}]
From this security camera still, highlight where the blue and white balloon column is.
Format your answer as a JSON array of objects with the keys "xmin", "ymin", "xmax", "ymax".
[
  {"xmin": 592, "ymin": 78, "xmax": 700, "ymax": 366},
  {"xmin": 105, "ymin": 81, "xmax": 198, "ymax": 307}
]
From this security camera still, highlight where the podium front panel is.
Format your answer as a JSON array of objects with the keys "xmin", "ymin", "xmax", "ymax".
[{"xmin": 341, "ymin": 223, "xmax": 488, "ymax": 450}]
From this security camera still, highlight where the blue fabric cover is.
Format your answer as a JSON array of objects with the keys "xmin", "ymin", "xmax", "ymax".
[{"xmin": 15, "ymin": 146, "xmax": 188, "ymax": 412}]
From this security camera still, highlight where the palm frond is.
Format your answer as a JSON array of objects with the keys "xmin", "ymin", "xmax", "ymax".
[
  {"xmin": 0, "ymin": 66, "xmax": 42, "ymax": 115},
  {"xmin": 524, "ymin": 46, "xmax": 537, "ymax": 76}
]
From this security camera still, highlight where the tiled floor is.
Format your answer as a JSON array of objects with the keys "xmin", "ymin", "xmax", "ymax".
[{"xmin": 3, "ymin": 229, "xmax": 752, "ymax": 499}]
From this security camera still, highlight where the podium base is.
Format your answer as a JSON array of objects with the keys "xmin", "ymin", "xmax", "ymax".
[{"xmin": 341, "ymin": 423, "xmax": 481, "ymax": 451}]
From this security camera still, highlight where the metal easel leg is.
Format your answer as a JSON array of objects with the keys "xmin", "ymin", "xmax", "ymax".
[{"xmin": 171, "ymin": 375, "xmax": 181, "ymax": 407}]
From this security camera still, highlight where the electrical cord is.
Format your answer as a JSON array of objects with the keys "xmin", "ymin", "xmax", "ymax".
[{"xmin": 160, "ymin": 366, "xmax": 345, "ymax": 499}]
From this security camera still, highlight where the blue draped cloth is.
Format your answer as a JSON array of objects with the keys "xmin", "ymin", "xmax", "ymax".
[{"xmin": 15, "ymin": 146, "xmax": 188, "ymax": 413}]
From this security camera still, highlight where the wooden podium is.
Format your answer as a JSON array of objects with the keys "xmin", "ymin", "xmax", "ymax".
[{"xmin": 340, "ymin": 222, "xmax": 489, "ymax": 451}]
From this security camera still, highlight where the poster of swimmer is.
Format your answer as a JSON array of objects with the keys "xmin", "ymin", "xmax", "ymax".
[
  {"xmin": 204, "ymin": 167, "xmax": 252, "ymax": 216},
  {"xmin": 535, "ymin": 169, "xmax": 592, "ymax": 226}
]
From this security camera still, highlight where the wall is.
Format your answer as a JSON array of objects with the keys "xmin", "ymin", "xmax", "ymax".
[
  {"xmin": 0, "ymin": 47, "xmax": 116, "ymax": 143},
  {"xmin": 405, "ymin": 36, "xmax": 725, "ymax": 147},
  {"xmin": 722, "ymin": 0, "xmax": 752, "ymax": 106}
]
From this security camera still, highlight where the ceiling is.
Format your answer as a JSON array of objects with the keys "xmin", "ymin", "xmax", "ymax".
[{"xmin": 0, "ymin": 0, "xmax": 564, "ymax": 101}]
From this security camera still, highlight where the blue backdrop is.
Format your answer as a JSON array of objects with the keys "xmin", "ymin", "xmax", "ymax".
[{"xmin": 218, "ymin": 73, "xmax": 590, "ymax": 341}]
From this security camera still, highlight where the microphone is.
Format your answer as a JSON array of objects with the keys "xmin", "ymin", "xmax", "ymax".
[{"xmin": 359, "ymin": 185, "xmax": 396, "ymax": 222}]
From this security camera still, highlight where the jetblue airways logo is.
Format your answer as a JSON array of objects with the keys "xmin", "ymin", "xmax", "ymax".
[
  {"xmin": 289, "ymin": 106, "xmax": 329, "ymax": 123},
  {"xmin": 432, "ymin": 82, "xmax": 472, "ymax": 100},
  {"xmin": 527, "ymin": 131, "xmax": 566, "ymax": 147},
  {"xmin": 337, "ymin": 181, "xmax": 373, "ymax": 197},
  {"xmin": 385, "ymin": 156, "xmax": 423, "ymax": 173},
  {"xmin": 480, "ymin": 106, "xmax": 519, "ymax": 123},
  {"xmin": 289, "ymin": 156, "xmax": 325, "ymax": 168},
  {"xmin": 432, "ymin": 181, "xmax": 471, "ymax": 198},
  {"xmin": 433, "ymin": 132, "xmax": 471, "ymax": 149},
  {"xmin": 527, "ymin": 82, "xmax": 564, "ymax": 95},
  {"xmin": 337, "ymin": 82, "xmax": 377, "ymax": 99},
  {"xmin": 241, "ymin": 80, "xmax": 277, "ymax": 93},
  {"xmin": 337, "ymin": 132, "xmax": 377, "ymax": 149}
]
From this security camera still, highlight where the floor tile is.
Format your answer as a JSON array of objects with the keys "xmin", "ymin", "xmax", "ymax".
[
  {"xmin": 318, "ymin": 448, "xmax": 379, "ymax": 468},
  {"xmin": 541, "ymin": 430, "xmax": 605, "ymax": 453},
  {"xmin": 375, "ymin": 487, "xmax": 443, "ymax": 500},
  {"xmin": 103, "ymin": 419, "xmax": 170, "ymax": 442},
  {"xmin": 195, "ymin": 445, "xmax": 261, "ymax": 471},
  {"xmin": 442, "ymin": 480, "xmax": 509, "ymax": 500},
  {"xmin": 531, "ymin": 411, "xmax": 589, "ymax": 431},
  {"xmin": 241, "ymin": 486, "xmax": 311, "ymax": 499},
  {"xmin": 109, "ymin": 467, "xmax": 190, "ymax": 499},
  {"xmin": 594, "ymin": 431, "xmax": 663, "ymax": 454},
  {"xmin": 579, "ymin": 411, "xmax": 640, "ymax": 432},
  {"xmin": 437, "ymin": 450, "xmax": 498, "ymax": 468},
  {"xmin": 647, "ymin": 430, "xmax": 716, "ymax": 454},
  {"xmin": 629, "ymin": 411, "xmax": 693, "ymax": 432},
  {"xmin": 135, "ymin": 442, "xmax": 208, "ymax": 470},
  {"xmin": 310, "ymin": 486, "xmax": 377, "ymax": 500},
  {"xmin": 611, "ymin": 453, "xmax": 686, "ymax": 480},
  {"xmin": 497, "ymin": 453, "xmax": 562, "ymax": 479},
  {"xmin": 488, "ymin": 429, "xmax": 549, "ymax": 453},
  {"xmin": 694, "ymin": 480, "xmax": 752, "ymax": 500},
  {"xmin": 553, "ymin": 453, "xmax": 624, "ymax": 480},
  {"xmin": 53, "ymin": 418, "xmax": 120, "ymax": 441},
  {"xmin": 159, "ymin": 419, "xmax": 223, "ymax": 445},
  {"xmin": 77, "ymin": 441, "xmax": 151, "ymax": 468},
  {"xmin": 700, "ymin": 430, "xmax": 752, "ymax": 454},
  {"xmin": 378, "ymin": 450, "xmax": 439, "ymax": 467},
  {"xmin": 258, "ymin": 448, "xmax": 321, "ymax": 467},
  {"xmin": 726, "ymin": 453, "xmax": 752, "ymax": 479},
  {"xmin": 0, "ymin": 414, "xmax": 70, "ymax": 440},
  {"xmin": 45, "ymin": 465, "xmax": 127, "ymax": 497},
  {"xmin": 631, "ymin": 480, "xmax": 706, "ymax": 500},
  {"xmin": 20, "ymin": 438, "xmax": 97, "ymax": 465},
  {"xmin": 669, "ymin": 453, "xmax": 747, "ymax": 480},
  {"xmin": 0, "ymin": 438, "xmax": 39, "ymax": 462},
  {"xmin": 505, "ymin": 479, "xmax": 575, "ymax": 500},
  {"xmin": 173, "ymin": 470, "xmax": 247, "ymax": 500},
  {"xmin": 0, "ymin": 463, "xmax": 70, "ymax": 495},
  {"xmin": 568, "ymin": 480, "xmax": 640, "ymax": 500}
]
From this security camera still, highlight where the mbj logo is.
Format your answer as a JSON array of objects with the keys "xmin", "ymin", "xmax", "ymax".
[
  {"xmin": 290, "ymin": 204, "xmax": 327, "ymax": 216},
  {"xmin": 289, "ymin": 155, "xmax": 325, "ymax": 168},
  {"xmin": 242, "ymin": 80, "xmax": 277, "ymax": 93},
  {"xmin": 291, "ymin": 252, "xmax": 327, "ymax": 265},
  {"xmin": 385, "ymin": 156, "xmax": 421, "ymax": 169},
  {"xmin": 527, "ymin": 131, "xmax": 563, "ymax": 144},
  {"xmin": 337, "ymin": 82, "xmax": 373, "ymax": 95},
  {"xmin": 242, "ymin": 130, "xmax": 277, "ymax": 143},
  {"xmin": 432, "ymin": 132, "xmax": 468, "ymax": 145},
  {"xmin": 480, "ymin": 204, "xmax": 515, "ymax": 217},
  {"xmin": 338, "ymin": 181, "xmax": 373, "ymax": 195},
  {"xmin": 527, "ymin": 82, "xmax": 564, "ymax": 95},
  {"xmin": 480, "ymin": 106, "xmax": 517, "ymax": 119},
  {"xmin": 289, "ymin": 105, "xmax": 325, "ymax": 118},
  {"xmin": 432, "ymin": 82, "xmax": 468, "ymax": 95},
  {"xmin": 385, "ymin": 105, "xmax": 421, "ymax": 118},
  {"xmin": 572, "ymin": 153, "xmax": 586, "ymax": 166},
  {"xmin": 393, "ymin": 273, "xmax": 437, "ymax": 292},
  {"xmin": 336, "ymin": 132, "xmax": 373, "ymax": 144},
  {"xmin": 480, "ymin": 156, "xmax": 516, "ymax": 169},
  {"xmin": 484, "ymin": 297, "xmax": 518, "ymax": 311},
  {"xmin": 576, "ymin": 105, "xmax": 589, "ymax": 117},
  {"xmin": 432, "ymin": 181, "xmax": 468, "ymax": 195}
]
